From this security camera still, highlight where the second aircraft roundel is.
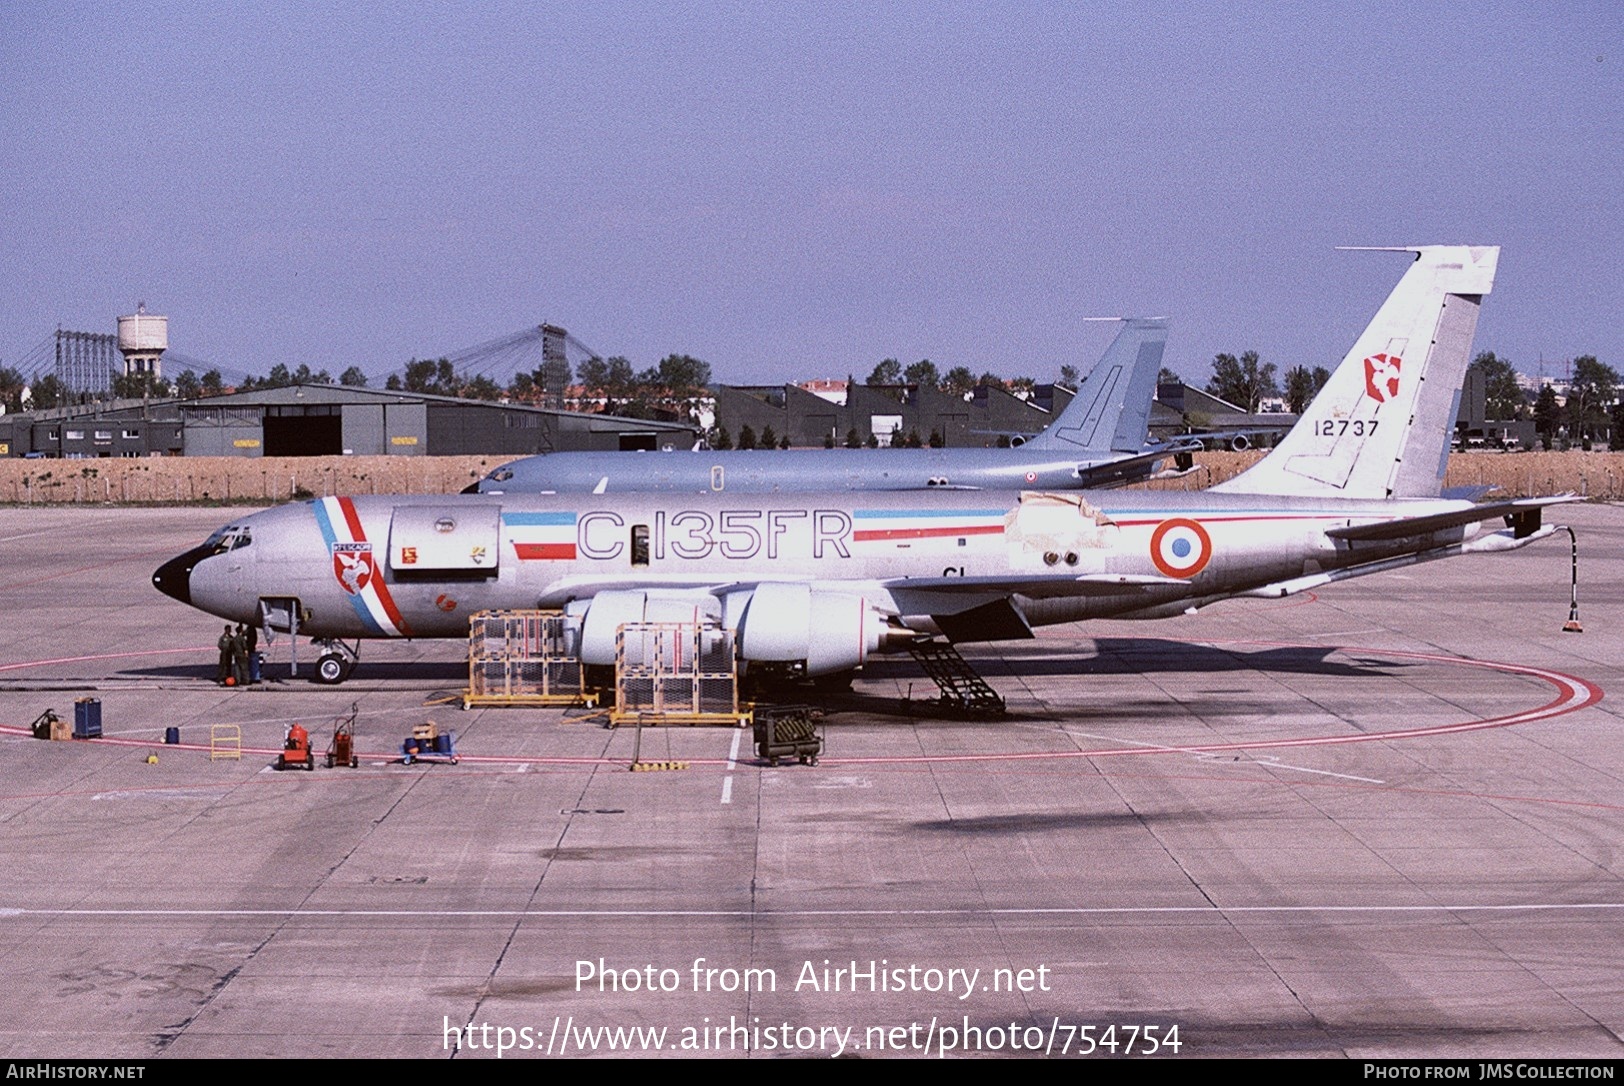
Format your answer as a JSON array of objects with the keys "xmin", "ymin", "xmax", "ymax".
[{"xmin": 1149, "ymin": 518, "xmax": 1212, "ymax": 578}]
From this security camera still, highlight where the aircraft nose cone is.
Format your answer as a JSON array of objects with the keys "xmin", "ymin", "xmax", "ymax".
[{"xmin": 152, "ymin": 553, "xmax": 193, "ymax": 606}]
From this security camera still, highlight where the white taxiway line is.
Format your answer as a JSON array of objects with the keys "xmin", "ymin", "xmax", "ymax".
[
  {"xmin": 1064, "ymin": 729, "xmax": 1386, "ymax": 782},
  {"xmin": 721, "ymin": 728, "xmax": 742, "ymax": 804}
]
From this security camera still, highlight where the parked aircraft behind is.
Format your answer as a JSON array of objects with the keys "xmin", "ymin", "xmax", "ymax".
[
  {"xmin": 469, "ymin": 318, "xmax": 1181, "ymax": 495},
  {"xmin": 155, "ymin": 246, "xmax": 1570, "ymax": 685}
]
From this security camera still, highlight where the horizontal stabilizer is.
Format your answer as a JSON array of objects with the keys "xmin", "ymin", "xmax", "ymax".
[
  {"xmin": 1074, "ymin": 441, "xmax": 1199, "ymax": 488},
  {"xmin": 1325, "ymin": 495, "xmax": 1580, "ymax": 542}
]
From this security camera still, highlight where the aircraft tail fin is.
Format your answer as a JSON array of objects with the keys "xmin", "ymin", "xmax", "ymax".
[
  {"xmin": 1025, "ymin": 317, "xmax": 1167, "ymax": 453},
  {"xmin": 1213, "ymin": 246, "xmax": 1498, "ymax": 500}
]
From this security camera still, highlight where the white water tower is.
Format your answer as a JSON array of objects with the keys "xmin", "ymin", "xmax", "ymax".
[{"xmin": 117, "ymin": 303, "xmax": 168, "ymax": 380}]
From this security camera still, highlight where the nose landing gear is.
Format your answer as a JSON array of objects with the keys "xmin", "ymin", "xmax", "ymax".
[{"xmin": 313, "ymin": 639, "xmax": 361, "ymax": 685}]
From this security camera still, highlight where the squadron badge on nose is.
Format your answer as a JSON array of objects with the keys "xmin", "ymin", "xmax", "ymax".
[{"xmin": 332, "ymin": 542, "xmax": 376, "ymax": 595}]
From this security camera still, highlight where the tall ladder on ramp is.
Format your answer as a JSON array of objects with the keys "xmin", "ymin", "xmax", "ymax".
[{"xmin": 907, "ymin": 641, "xmax": 1006, "ymax": 716}]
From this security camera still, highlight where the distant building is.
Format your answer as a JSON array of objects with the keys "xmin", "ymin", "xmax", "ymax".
[
  {"xmin": 714, "ymin": 382, "xmax": 1076, "ymax": 448},
  {"xmin": 0, "ymin": 384, "xmax": 698, "ymax": 459}
]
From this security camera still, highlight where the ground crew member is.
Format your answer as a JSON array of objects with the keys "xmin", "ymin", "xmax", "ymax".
[
  {"xmin": 217, "ymin": 625, "xmax": 234, "ymax": 685},
  {"xmin": 246, "ymin": 624, "xmax": 262, "ymax": 684},
  {"xmin": 230, "ymin": 625, "xmax": 250, "ymax": 687}
]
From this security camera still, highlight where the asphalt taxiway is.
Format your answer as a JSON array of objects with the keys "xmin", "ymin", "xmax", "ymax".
[{"xmin": 0, "ymin": 503, "xmax": 1620, "ymax": 1058}]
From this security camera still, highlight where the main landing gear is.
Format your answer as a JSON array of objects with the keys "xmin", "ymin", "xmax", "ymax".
[{"xmin": 313, "ymin": 639, "xmax": 361, "ymax": 685}]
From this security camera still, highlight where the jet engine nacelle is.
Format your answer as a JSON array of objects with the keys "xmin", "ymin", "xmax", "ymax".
[
  {"xmin": 569, "ymin": 584, "xmax": 891, "ymax": 675},
  {"xmin": 730, "ymin": 583, "xmax": 883, "ymax": 676},
  {"xmin": 570, "ymin": 589, "xmax": 722, "ymax": 665}
]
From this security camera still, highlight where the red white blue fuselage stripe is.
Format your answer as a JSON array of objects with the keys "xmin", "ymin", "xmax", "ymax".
[{"xmin": 312, "ymin": 496, "xmax": 411, "ymax": 637}]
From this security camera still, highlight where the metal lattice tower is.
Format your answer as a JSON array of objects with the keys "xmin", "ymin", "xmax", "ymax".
[{"xmin": 54, "ymin": 330, "xmax": 119, "ymax": 396}]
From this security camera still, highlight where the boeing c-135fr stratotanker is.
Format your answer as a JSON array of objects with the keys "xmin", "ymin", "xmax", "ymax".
[
  {"xmin": 468, "ymin": 316, "xmax": 1181, "ymax": 496},
  {"xmin": 154, "ymin": 246, "xmax": 1574, "ymax": 685}
]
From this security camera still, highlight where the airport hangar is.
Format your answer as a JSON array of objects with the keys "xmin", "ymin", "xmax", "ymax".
[{"xmin": 0, "ymin": 384, "xmax": 700, "ymax": 460}]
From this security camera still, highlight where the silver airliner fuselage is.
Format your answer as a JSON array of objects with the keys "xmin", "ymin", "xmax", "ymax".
[
  {"xmin": 155, "ymin": 488, "xmax": 1542, "ymax": 649},
  {"xmin": 154, "ymin": 246, "xmax": 1562, "ymax": 683},
  {"xmin": 471, "ymin": 444, "xmax": 1182, "ymax": 496}
]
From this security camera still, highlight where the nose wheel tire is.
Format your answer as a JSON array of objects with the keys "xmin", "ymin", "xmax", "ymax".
[{"xmin": 315, "ymin": 653, "xmax": 351, "ymax": 685}]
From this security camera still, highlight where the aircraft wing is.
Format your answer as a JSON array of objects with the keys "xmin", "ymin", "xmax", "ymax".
[
  {"xmin": 1324, "ymin": 495, "xmax": 1582, "ymax": 542},
  {"xmin": 881, "ymin": 571, "xmax": 1188, "ymax": 598}
]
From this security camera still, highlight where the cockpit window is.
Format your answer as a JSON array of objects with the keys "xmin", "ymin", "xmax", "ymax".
[
  {"xmin": 202, "ymin": 527, "xmax": 252, "ymax": 556},
  {"xmin": 491, "ymin": 469, "xmax": 514, "ymax": 482}
]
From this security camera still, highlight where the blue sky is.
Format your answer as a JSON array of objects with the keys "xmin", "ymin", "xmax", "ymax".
[{"xmin": 2, "ymin": 1, "xmax": 1619, "ymax": 387}]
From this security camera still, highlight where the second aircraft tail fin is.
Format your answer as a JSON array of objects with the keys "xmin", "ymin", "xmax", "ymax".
[{"xmin": 1025, "ymin": 317, "xmax": 1167, "ymax": 453}]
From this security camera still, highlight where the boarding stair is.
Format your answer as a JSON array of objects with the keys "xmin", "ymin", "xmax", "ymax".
[{"xmin": 907, "ymin": 640, "xmax": 1006, "ymax": 716}]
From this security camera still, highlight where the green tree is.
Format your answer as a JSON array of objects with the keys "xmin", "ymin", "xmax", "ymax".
[
  {"xmin": 1566, "ymin": 356, "xmax": 1618, "ymax": 448},
  {"xmin": 1283, "ymin": 365, "xmax": 1317, "ymax": 413},
  {"xmin": 174, "ymin": 370, "xmax": 202, "ymax": 399},
  {"xmin": 576, "ymin": 356, "xmax": 609, "ymax": 394},
  {"xmin": 1206, "ymin": 351, "xmax": 1278, "ymax": 413},
  {"xmin": 507, "ymin": 372, "xmax": 536, "ymax": 401},
  {"xmin": 711, "ymin": 426, "xmax": 733, "ymax": 450},
  {"xmin": 586, "ymin": 357, "xmax": 640, "ymax": 413},
  {"xmin": 941, "ymin": 365, "xmax": 976, "ymax": 398},
  {"xmin": 904, "ymin": 429, "xmax": 923, "ymax": 448},
  {"xmin": 844, "ymin": 427, "xmax": 863, "ymax": 449},
  {"xmin": 928, "ymin": 428, "xmax": 944, "ymax": 448},
  {"xmin": 201, "ymin": 369, "xmax": 224, "ymax": 393},
  {"xmin": 402, "ymin": 358, "xmax": 457, "ymax": 396},
  {"xmin": 27, "ymin": 374, "xmax": 64, "ymax": 410},
  {"xmin": 1533, "ymin": 385, "xmax": 1560, "ymax": 449},
  {"xmin": 339, "ymin": 366, "xmax": 368, "ymax": 387},
  {"xmin": 758, "ymin": 425, "xmax": 778, "ymax": 450},
  {"xmin": 904, "ymin": 360, "xmax": 939, "ymax": 389},
  {"xmin": 463, "ymin": 374, "xmax": 503, "ymax": 401},
  {"xmin": 656, "ymin": 354, "xmax": 711, "ymax": 393},
  {"xmin": 0, "ymin": 366, "xmax": 25, "ymax": 412},
  {"xmin": 112, "ymin": 372, "xmax": 170, "ymax": 399},
  {"xmin": 1058, "ymin": 364, "xmax": 1080, "ymax": 388},
  {"xmin": 823, "ymin": 432, "xmax": 835, "ymax": 449},
  {"xmin": 779, "ymin": 433, "xmax": 791, "ymax": 450},
  {"xmin": 866, "ymin": 359, "xmax": 902, "ymax": 386},
  {"xmin": 738, "ymin": 424, "xmax": 757, "ymax": 450},
  {"xmin": 1470, "ymin": 352, "xmax": 1525, "ymax": 419}
]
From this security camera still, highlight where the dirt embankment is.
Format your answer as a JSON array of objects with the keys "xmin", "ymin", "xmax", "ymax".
[
  {"xmin": 1135, "ymin": 450, "xmax": 1624, "ymax": 500},
  {"xmin": 0, "ymin": 456, "xmax": 499, "ymax": 504},
  {"xmin": 1, "ymin": 450, "xmax": 1621, "ymax": 504}
]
